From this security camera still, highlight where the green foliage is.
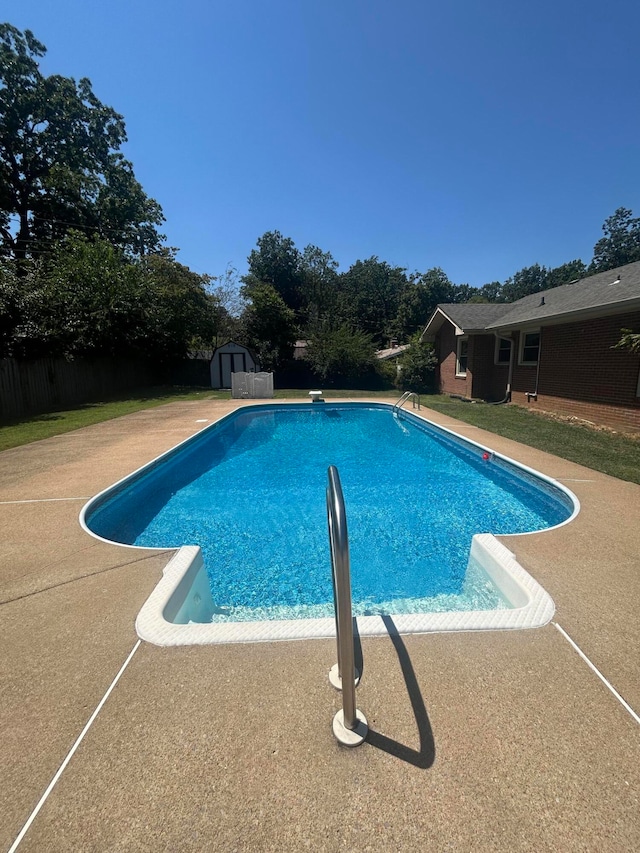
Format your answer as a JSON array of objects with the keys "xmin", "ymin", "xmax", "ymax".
[
  {"xmin": 241, "ymin": 282, "xmax": 297, "ymax": 370},
  {"xmin": 485, "ymin": 259, "xmax": 588, "ymax": 304},
  {"xmin": 476, "ymin": 281, "xmax": 503, "ymax": 302},
  {"xmin": 299, "ymin": 244, "xmax": 339, "ymax": 324},
  {"xmin": 244, "ymin": 232, "xmax": 342, "ymax": 328},
  {"xmin": 590, "ymin": 207, "xmax": 640, "ymax": 273},
  {"xmin": 451, "ymin": 283, "xmax": 477, "ymax": 302},
  {"xmin": 393, "ymin": 268, "xmax": 453, "ymax": 339},
  {"xmin": 501, "ymin": 263, "xmax": 548, "ymax": 302},
  {"xmin": 0, "ymin": 23, "xmax": 164, "ymax": 265},
  {"xmin": 1, "ymin": 234, "xmax": 219, "ymax": 360},
  {"xmin": 208, "ymin": 265, "xmax": 244, "ymax": 344},
  {"xmin": 545, "ymin": 259, "xmax": 587, "ymax": 287},
  {"xmin": 396, "ymin": 336, "xmax": 437, "ymax": 393},
  {"xmin": 34, "ymin": 233, "xmax": 147, "ymax": 357},
  {"xmin": 305, "ymin": 323, "xmax": 376, "ymax": 381},
  {"xmin": 613, "ymin": 328, "xmax": 640, "ymax": 355},
  {"xmin": 0, "ymin": 259, "xmax": 20, "ymax": 355},
  {"xmin": 339, "ymin": 257, "xmax": 408, "ymax": 345},
  {"xmin": 245, "ymin": 231, "xmax": 304, "ymax": 314},
  {"xmin": 139, "ymin": 253, "xmax": 220, "ymax": 358}
]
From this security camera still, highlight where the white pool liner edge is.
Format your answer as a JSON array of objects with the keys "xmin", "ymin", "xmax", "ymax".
[{"xmin": 134, "ymin": 533, "xmax": 555, "ymax": 646}]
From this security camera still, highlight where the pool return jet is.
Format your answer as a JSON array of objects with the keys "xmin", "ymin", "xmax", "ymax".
[{"xmin": 326, "ymin": 465, "xmax": 368, "ymax": 747}]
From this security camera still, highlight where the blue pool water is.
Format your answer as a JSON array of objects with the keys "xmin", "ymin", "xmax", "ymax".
[{"xmin": 86, "ymin": 404, "xmax": 573, "ymax": 621}]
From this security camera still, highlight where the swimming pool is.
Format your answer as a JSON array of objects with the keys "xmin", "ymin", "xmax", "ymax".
[{"xmin": 81, "ymin": 403, "xmax": 579, "ymax": 645}]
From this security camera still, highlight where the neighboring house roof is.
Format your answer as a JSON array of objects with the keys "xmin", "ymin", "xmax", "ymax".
[
  {"xmin": 422, "ymin": 260, "xmax": 640, "ymax": 339},
  {"xmin": 376, "ymin": 344, "xmax": 411, "ymax": 360}
]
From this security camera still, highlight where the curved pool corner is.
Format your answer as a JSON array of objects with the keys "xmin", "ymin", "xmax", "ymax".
[{"xmin": 134, "ymin": 533, "xmax": 556, "ymax": 646}]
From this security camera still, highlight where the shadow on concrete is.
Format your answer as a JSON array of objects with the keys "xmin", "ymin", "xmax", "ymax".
[{"xmin": 356, "ymin": 615, "xmax": 436, "ymax": 769}]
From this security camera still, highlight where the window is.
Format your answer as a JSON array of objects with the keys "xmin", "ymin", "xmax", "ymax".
[
  {"xmin": 519, "ymin": 331, "xmax": 540, "ymax": 365},
  {"xmin": 456, "ymin": 337, "xmax": 468, "ymax": 377},
  {"xmin": 495, "ymin": 337, "xmax": 512, "ymax": 365}
]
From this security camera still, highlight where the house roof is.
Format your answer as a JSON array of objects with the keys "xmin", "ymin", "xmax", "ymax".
[
  {"xmin": 486, "ymin": 260, "xmax": 640, "ymax": 331},
  {"xmin": 422, "ymin": 260, "xmax": 640, "ymax": 339},
  {"xmin": 375, "ymin": 344, "xmax": 411, "ymax": 360},
  {"xmin": 421, "ymin": 303, "xmax": 512, "ymax": 338}
]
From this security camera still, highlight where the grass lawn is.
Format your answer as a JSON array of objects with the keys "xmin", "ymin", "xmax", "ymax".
[
  {"xmin": 2, "ymin": 387, "xmax": 639, "ymax": 485},
  {"xmin": 421, "ymin": 395, "xmax": 640, "ymax": 485},
  {"xmin": 0, "ymin": 386, "xmax": 228, "ymax": 452}
]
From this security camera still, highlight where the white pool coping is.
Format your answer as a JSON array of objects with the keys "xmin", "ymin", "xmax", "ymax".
[
  {"xmin": 134, "ymin": 534, "xmax": 556, "ymax": 646},
  {"xmin": 80, "ymin": 402, "xmax": 579, "ymax": 647}
]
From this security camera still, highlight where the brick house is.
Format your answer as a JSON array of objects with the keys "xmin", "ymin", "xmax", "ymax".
[{"xmin": 421, "ymin": 260, "xmax": 640, "ymax": 433}]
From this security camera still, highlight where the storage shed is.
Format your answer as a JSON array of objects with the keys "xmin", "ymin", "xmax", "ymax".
[{"xmin": 210, "ymin": 341, "xmax": 259, "ymax": 389}]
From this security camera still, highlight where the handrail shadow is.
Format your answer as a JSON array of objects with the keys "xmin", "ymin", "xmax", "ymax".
[{"xmin": 355, "ymin": 614, "xmax": 435, "ymax": 769}]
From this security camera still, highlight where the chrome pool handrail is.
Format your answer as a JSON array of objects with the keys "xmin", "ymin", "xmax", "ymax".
[
  {"xmin": 326, "ymin": 466, "xmax": 368, "ymax": 747},
  {"xmin": 392, "ymin": 390, "xmax": 421, "ymax": 413}
]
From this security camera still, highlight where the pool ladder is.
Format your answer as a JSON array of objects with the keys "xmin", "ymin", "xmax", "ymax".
[
  {"xmin": 393, "ymin": 390, "xmax": 421, "ymax": 414},
  {"xmin": 326, "ymin": 465, "xmax": 368, "ymax": 747}
]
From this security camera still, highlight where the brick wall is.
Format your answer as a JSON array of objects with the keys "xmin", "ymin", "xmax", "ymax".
[
  {"xmin": 434, "ymin": 312, "xmax": 640, "ymax": 432},
  {"xmin": 436, "ymin": 322, "xmax": 471, "ymax": 396},
  {"xmin": 436, "ymin": 325, "xmax": 510, "ymax": 401},
  {"xmin": 509, "ymin": 312, "xmax": 640, "ymax": 433},
  {"xmin": 469, "ymin": 334, "xmax": 510, "ymax": 401}
]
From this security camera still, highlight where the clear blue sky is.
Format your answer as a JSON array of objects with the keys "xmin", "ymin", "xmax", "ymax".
[{"xmin": 7, "ymin": 0, "xmax": 640, "ymax": 287}]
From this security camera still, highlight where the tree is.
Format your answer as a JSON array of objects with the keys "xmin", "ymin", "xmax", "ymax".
[
  {"xmin": 0, "ymin": 24, "xmax": 164, "ymax": 267},
  {"xmin": 29, "ymin": 232, "xmax": 149, "ymax": 358},
  {"xmin": 244, "ymin": 231, "xmax": 304, "ymax": 314},
  {"xmin": 209, "ymin": 264, "xmax": 244, "ymax": 344},
  {"xmin": 140, "ymin": 252, "xmax": 220, "ymax": 358},
  {"xmin": 0, "ymin": 257, "xmax": 30, "ymax": 356},
  {"xmin": 396, "ymin": 335, "xmax": 437, "ymax": 393},
  {"xmin": 476, "ymin": 281, "xmax": 504, "ymax": 302},
  {"xmin": 338, "ymin": 257, "xmax": 408, "ymax": 345},
  {"xmin": 305, "ymin": 323, "xmax": 376, "ymax": 381},
  {"xmin": 2, "ymin": 234, "xmax": 218, "ymax": 360},
  {"xmin": 298, "ymin": 244, "xmax": 339, "ymax": 325},
  {"xmin": 501, "ymin": 263, "xmax": 548, "ymax": 302},
  {"xmin": 240, "ymin": 282, "xmax": 297, "ymax": 370},
  {"xmin": 392, "ymin": 268, "xmax": 455, "ymax": 339},
  {"xmin": 590, "ymin": 207, "xmax": 640, "ymax": 272},
  {"xmin": 546, "ymin": 259, "xmax": 587, "ymax": 288},
  {"xmin": 451, "ymin": 283, "xmax": 477, "ymax": 303}
]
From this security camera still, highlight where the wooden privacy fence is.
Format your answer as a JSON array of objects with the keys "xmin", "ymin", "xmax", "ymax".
[{"xmin": 0, "ymin": 357, "xmax": 161, "ymax": 421}]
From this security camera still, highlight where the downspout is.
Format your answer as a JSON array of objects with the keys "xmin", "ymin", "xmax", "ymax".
[{"xmin": 488, "ymin": 333, "xmax": 513, "ymax": 405}]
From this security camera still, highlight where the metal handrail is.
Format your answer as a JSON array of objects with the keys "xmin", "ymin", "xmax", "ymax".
[
  {"xmin": 392, "ymin": 390, "xmax": 421, "ymax": 413},
  {"xmin": 326, "ymin": 466, "xmax": 367, "ymax": 747}
]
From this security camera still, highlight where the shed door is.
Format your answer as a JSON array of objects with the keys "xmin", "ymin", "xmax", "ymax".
[{"xmin": 220, "ymin": 352, "xmax": 246, "ymax": 387}]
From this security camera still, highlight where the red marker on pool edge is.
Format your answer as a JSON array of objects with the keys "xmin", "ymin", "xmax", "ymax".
[{"xmin": 482, "ymin": 452, "xmax": 490, "ymax": 461}]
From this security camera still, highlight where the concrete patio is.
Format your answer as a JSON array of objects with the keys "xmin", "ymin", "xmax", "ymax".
[{"xmin": 1, "ymin": 397, "xmax": 638, "ymax": 852}]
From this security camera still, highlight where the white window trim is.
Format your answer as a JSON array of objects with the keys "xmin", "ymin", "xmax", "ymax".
[
  {"xmin": 494, "ymin": 336, "xmax": 512, "ymax": 366},
  {"xmin": 518, "ymin": 329, "xmax": 541, "ymax": 366},
  {"xmin": 456, "ymin": 336, "xmax": 468, "ymax": 377}
]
